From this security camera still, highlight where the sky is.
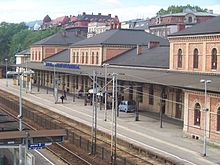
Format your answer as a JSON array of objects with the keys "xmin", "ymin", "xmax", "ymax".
[{"xmin": 0, "ymin": 0, "xmax": 220, "ymax": 23}]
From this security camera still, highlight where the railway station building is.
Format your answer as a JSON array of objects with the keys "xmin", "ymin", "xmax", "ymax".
[{"xmin": 17, "ymin": 16, "xmax": 220, "ymax": 143}]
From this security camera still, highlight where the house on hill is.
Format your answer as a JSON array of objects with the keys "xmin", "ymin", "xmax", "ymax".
[{"xmin": 149, "ymin": 8, "xmax": 218, "ymax": 38}]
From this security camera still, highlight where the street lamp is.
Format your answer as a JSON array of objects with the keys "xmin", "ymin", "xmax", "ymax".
[
  {"xmin": 7, "ymin": 71, "xmax": 23, "ymax": 165},
  {"xmin": 103, "ymin": 63, "xmax": 109, "ymax": 121},
  {"xmin": 200, "ymin": 79, "xmax": 211, "ymax": 157},
  {"xmin": 5, "ymin": 59, "xmax": 8, "ymax": 87}
]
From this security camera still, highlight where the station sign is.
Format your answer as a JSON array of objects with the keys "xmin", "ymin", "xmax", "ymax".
[
  {"xmin": 44, "ymin": 62, "xmax": 80, "ymax": 69},
  {"xmin": 28, "ymin": 143, "xmax": 46, "ymax": 150}
]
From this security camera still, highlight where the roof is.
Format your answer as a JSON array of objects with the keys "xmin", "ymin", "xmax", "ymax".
[
  {"xmin": 23, "ymin": 62, "xmax": 220, "ymax": 93},
  {"xmin": 168, "ymin": 16, "xmax": 220, "ymax": 37},
  {"xmin": 107, "ymin": 46, "xmax": 169, "ymax": 68},
  {"xmin": 16, "ymin": 49, "xmax": 30, "ymax": 55},
  {"xmin": 71, "ymin": 29, "xmax": 169, "ymax": 46},
  {"xmin": 32, "ymin": 31, "xmax": 86, "ymax": 46},
  {"xmin": 161, "ymin": 12, "xmax": 218, "ymax": 17},
  {"xmin": 77, "ymin": 13, "xmax": 112, "ymax": 22},
  {"xmin": 43, "ymin": 49, "xmax": 70, "ymax": 63}
]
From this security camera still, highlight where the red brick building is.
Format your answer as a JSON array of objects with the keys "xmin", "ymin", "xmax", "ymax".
[{"xmin": 168, "ymin": 16, "xmax": 220, "ymax": 141}]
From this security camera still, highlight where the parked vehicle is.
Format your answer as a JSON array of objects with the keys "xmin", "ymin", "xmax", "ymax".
[{"xmin": 118, "ymin": 100, "xmax": 136, "ymax": 113}]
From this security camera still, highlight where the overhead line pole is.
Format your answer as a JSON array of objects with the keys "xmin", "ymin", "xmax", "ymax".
[
  {"xmin": 111, "ymin": 73, "xmax": 117, "ymax": 165},
  {"xmin": 91, "ymin": 70, "xmax": 97, "ymax": 155}
]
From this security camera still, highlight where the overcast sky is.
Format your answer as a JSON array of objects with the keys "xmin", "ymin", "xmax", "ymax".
[{"xmin": 0, "ymin": 0, "xmax": 220, "ymax": 23}]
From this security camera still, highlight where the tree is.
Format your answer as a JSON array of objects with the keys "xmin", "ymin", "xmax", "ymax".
[
  {"xmin": 0, "ymin": 22, "xmax": 27, "ymax": 63},
  {"xmin": 0, "ymin": 21, "xmax": 62, "ymax": 64},
  {"xmin": 9, "ymin": 27, "xmax": 61, "ymax": 63},
  {"xmin": 156, "ymin": 4, "xmax": 208, "ymax": 16}
]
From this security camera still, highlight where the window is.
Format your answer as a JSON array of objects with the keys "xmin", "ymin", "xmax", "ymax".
[
  {"xmin": 86, "ymin": 52, "xmax": 88, "ymax": 63},
  {"xmin": 177, "ymin": 49, "xmax": 182, "ymax": 68},
  {"xmin": 137, "ymin": 86, "xmax": 143, "ymax": 103},
  {"xmin": 73, "ymin": 52, "xmax": 75, "ymax": 63},
  {"xmin": 76, "ymin": 52, "xmax": 79, "ymax": 63},
  {"xmin": 149, "ymin": 84, "xmax": 154, "ymax": 105},
  {"xmin": 193, "ymin": 48, "xmax": 199, "ymax": 69},
  {"xmin": 194, "ymin": 103, "xmax": 201, "ymax": 126},
  {"xmin": 91, "ymin": 52, "xmax": 94, "ymax": 64},
  {"xmin": 81, "ymin": 52, "xmax": 84, "ymax": 64},
  {"xmin": 211, "ymin": 48, "xmax": 217, "ymax": 70},
  {"xmin": 217, "ymin": 107, "xmax": 220, "ymax": 131},
  {"xmin": 96, "ymin": 52, "xmax": 99, "ymax": 64},
  {"xmin": 175, "ymin": 90, "xmax": 183, "ymax": 118},
  {"xmin": 188, "ymin": 16, "xmax": 192, "ymax": 23},
  {"xmin": 129, "ymin": 86, "xmax": 133, "ymax": 100}
]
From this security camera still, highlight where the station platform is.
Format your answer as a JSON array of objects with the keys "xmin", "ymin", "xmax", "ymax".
[{"xmin": 0, "ymin": 79, "xmax": 219, "ymax": 165}]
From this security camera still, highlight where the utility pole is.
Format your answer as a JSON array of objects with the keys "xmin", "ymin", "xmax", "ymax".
[
  {"xmin": 103, "ymin": 63, "xmax": 109, "ymax": 121},
  {"xmin": 160, "ymin": 86, "xmax": 166, "ymax": 128},
  {"xmin": 200, "ymin": 79, "xmax": 211, "ymax": 157},
  {"xmin": 111, "ymin": 73, "xmax": 117, "ymax": 165},
  {"xmin": 18, "ymin": 74, "xmax": 23, "ymax": 165},
  {"xmin": 116, "ymin": 76, "xmax": 119, "ymax": 117},
  {"xmin": 91, "ymin": 71, "xmax": 97, "ymax": 155},
  {"xmin": 5, "ymin": 58, "xmax": 8, "ymax": 87}
]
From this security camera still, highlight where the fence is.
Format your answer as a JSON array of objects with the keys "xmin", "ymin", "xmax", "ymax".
[{"xmin": 0, "ymin": 94, "xmax": 136, "ymax": 165}]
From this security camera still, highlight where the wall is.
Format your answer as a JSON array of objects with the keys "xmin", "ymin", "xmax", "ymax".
[
  {"xmin": 169, "ymin": 35, "xmax": 220, "ymax": 72},
  {"xmin": 184, "ymin": 91, "xmax": 220, "ymax": 141},
  {"xmin": 31, "ymin": 46, "xmax": 66, "ymax": 62}
]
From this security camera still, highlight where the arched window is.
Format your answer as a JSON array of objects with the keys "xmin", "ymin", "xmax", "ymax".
[
  {"xmin": 211, "ymin": 48, "xmax": 217, "ymax": 70},
  {"xmin": 188, "ymin": 16, "xmax": 192, "ymax": 23},
  {"xmin": 96, "ymin": 52, "xmax": 99, "ymax": 64},
  {"xmin": 81, "ymin": 52, "xmax": 84, "ymax": 64},
  {"xmin": 85, "ymin": 52, "xmax": 88, "ymax": 64},
  {"xmin": 76, "ymin": 52, "xmax": 79, "ymax": 63},
  {"xmin": 91, "ymin": 52, "xmax": 94, "ymax": 64},
  {"xmin": 72, "ymin": 52, "xmax": 75, "ymax": 63},
  {"xmin": 217, "ymin": 107, "xmax": 220, "ymax": 131},
  {"xmin": 194, "ymin": 103, "xmax": 201, "ymax": 126},
  {"xmin": 177, "ymin": 49, "xmax": 182, "ymax": 68},
  {"xmin": 193, "ymin": 48, "xmax": 199, "ymax": 69}
]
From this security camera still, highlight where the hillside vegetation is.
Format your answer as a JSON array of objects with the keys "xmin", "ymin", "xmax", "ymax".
[{"xmin": 0, "ymin": 22, "xmax": 61, "ymax": 64}]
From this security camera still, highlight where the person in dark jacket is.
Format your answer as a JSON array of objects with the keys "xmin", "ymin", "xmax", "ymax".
[{"xmin": 60, "ymin": 96, "xmax": 64, "ymax": 104}]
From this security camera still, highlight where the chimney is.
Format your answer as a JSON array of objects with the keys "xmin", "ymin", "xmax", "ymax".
[
  {"xmin": 75, "ymin": 30, "xmax": 81, "ymax": 36},
  {"xmin": 98, "ymin": 13, "xmax": 101, "ymax": 15},
  {"xmin": 136, "ymin": 45, "xmax": 142, "ymax": 55},
  {"xmin": 177, "ymin": 24, "xmax": 185, "ymax": 31},
  {"xmin": 148, "ymin": 41, "xmax": 160, "ymax": 49},
  {"xmin": 208, "ymin": 10, "xmax": 213, "ymax": 14},
  {"xmin": 62, "ymin": 31, "xmax": 67, "ymax": 37},
  {"xmin": 83, "ymin": 12, "xmax": 86, "ymax": 15}
]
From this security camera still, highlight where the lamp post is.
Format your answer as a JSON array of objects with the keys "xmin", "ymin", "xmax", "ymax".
[
  {"xmin": 5, "ymin": 59, "xmax": 8, "ymax": 87},
  {"xmin": 200, "ymin": 79, "xmax": 211, "ymax": 157},
  {"xmin": 103, "ymin": 63, "xmax": 109, "ymax": 121},
  {"xmin": 7, "ymin": 71, "xmax": 23, "ymax": 165}
]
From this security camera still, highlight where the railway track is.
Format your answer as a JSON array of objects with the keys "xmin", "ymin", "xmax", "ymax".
[
  {"xmin": 0, "ymin": 107, "xmax": 93, "ymax": 165},
  {"xmin": 0, "ymin": 90, "xmax": 173, "ymax": 165}
]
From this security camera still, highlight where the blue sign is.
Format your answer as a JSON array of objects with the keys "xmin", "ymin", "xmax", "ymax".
[
  {"xmin": 44, "ymin": 62, "xmax": 80, "ymax": 69},
  {"xmin": 28, "ymin": 143, "xmax": 46, "ymax": 150}
]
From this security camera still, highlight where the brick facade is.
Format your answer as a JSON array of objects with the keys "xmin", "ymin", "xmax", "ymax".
[
  {"xmin": 169, "ymin": 35, "xmax": 220, "ymax": 72},
  {"xmin": 31, "ymin": 46, "xmax": 66, "ymax": 62},
  {"xmin": 70, "ymin": 45, "xmax": 131, "ymax": 65}
]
